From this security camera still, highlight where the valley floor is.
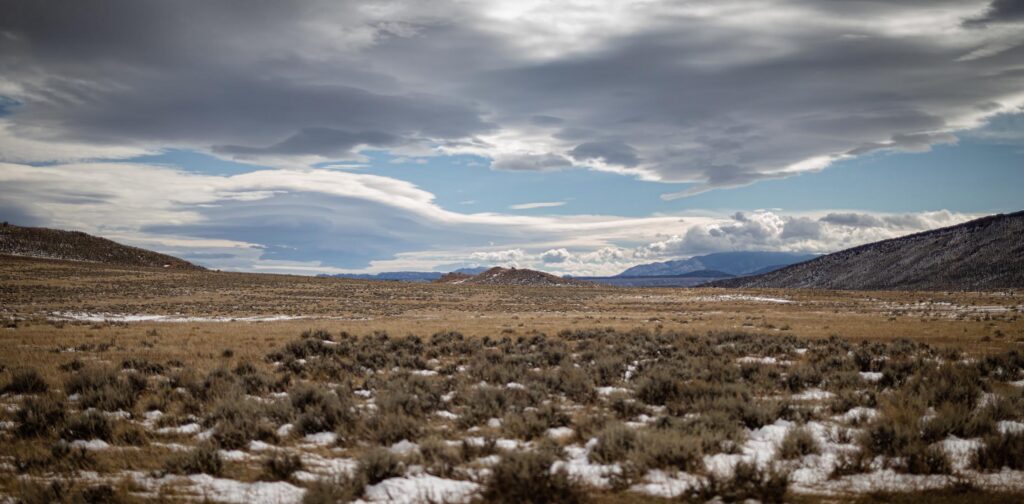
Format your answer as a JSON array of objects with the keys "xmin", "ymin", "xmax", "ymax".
[{"xmin": 1, "ymin": 255, "xmax": 1023, "ymax": 503}]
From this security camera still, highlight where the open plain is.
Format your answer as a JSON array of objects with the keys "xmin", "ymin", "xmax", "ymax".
[{"xmin": 2, "ymin": 256, "xmax": 1024, "ymax": 503}]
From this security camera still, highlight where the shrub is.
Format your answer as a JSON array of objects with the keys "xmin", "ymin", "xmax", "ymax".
[
  {"xmin": 16, "ymin": 395, "xmax": 67, "ymax": 438},
  {"xmin": 262, "ymin": 451, "xmax": 303, "ymax": 481},
  {"xmin": 358, "ymin": 447, "xmax": 404, "ymax": 485},
  {"xmin": 975, "ymin": 432, "xmax": 1024, "ymax": 471},
  {"xmin": 163, "ymin": 443, "xmax": 223, "ymax": 476},
  {"xmin": 302, "ymin": 475, "xmax": 366, "ymax": 504},
  {"xmin": 417, "ymin": 436, "xmax": 463, "ymax": 477},
  {"xmin": 629, "ymin": 429, "xmax": 702, "ymax": 472},
  {"xmin": 290, "ymin": 384, "xmax": 353, "ymax": 436},
  {"xmin": 778, "ymin": 426, "xmax": 819, "ymax": 459},
  {"xmin": 61, "ymin": 412, "xmax": 112, "ymax": 442},
  {"xmin": 904, "ymin": 443, "xmax": 951, "ymax": 475},
  {"xmin": 365, "ymin": 411, "xmax": 420, "ymax": 445},
  {"xmin": 690, "ymin": 461, "xmax": 789, "ymax": 503},
  {"xmin": 589, "ymin": 424, "xmax": 638, "ymax": 464},
  {"xmin": 3, "ymin": 368, "xmax": 48, "ymax": 394},
  {"xmin": 207, "ymin": 397, "xmax": 276, "ymax": 450},
  {"xmin": 66, "ymin": 366, "xmax": 146, "ymax": 411},
  {"xmin": 481, "ymin": 450, "xmax": 587, "ymax": 504}
]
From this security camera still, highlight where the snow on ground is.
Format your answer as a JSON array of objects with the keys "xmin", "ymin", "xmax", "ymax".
[
  {"xmin": 694, "ymin": 295, "xmax": 794, "ymax": 304},
  {"xmin": 48, "ymin": 311, "xmax": 316, "ymax": 323},
  {"xmin": 736, "ymin": 356, "xmax": 791, "ymax": 365},
  {"xmin": 791, "ymin": 388, "xmax": 835, "ymax": 401},
  {"xmin": 629, "ymin": 469, "xmax": 703, "ymax": 498},
  {"xmin": 358, "ymin": 469, "xmax": 480, "ymax": 504},
  {"xmin": 833, "ymin": 407, "xmax": 878, "ymax": 424},
  {"xmin": 389, "ymin": 440, "xmax": 420, "ymax": 456},
  {"xmin": 157, "ymin": 422, "xmax": 203, "ymax": 435},
  {"xmin": 859, "ymin": 371, "xmax": 884, "ymax": 382},
  {"xmin": 546, "ymin": 426, "xmax": 575, "ymax": 440},
  {"xmin": 552, "ymin": 439, "xmax": 622, "ymax": 488},
  {"xmin": 301, "ymin": 432, "xmax": 338, "ymax": 447},
  {"xmin": 998, "ymin": 420, "xmax": 1024, "ymax": 434},
  {"xmin": 70, "ymin": 439, "xmax": 110, "ymax": 450}
]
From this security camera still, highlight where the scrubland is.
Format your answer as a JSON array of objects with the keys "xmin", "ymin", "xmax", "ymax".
[{"xmin": 1, "ymin": 256, "xmax": 1023, "ymax": 502}]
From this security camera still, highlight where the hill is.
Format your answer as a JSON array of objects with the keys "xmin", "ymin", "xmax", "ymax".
[
  {"xmin": 708, "ymin": 211, "xmax": 1024, "ymax": 291},
  {"xmin": 436, "ymin": 267, "xmax": 591, "ymax": 286},
  {"xmin": 617, "ymin": 251, "xmax": 817, "ymax": 277},
  {"xmin": 0, "ymin": 223, "xmax": 200, "ymax": 270},
  {"xmin": 320, "ymin": 271, "xmax": 443, "ymax": 282}
]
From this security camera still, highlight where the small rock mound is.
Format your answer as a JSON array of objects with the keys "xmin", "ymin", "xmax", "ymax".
[{"xmin": 437, "ymin": 267, "xmax": 590, "ymax": 286}]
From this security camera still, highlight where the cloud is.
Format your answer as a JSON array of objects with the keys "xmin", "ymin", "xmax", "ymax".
[
  {"xmin": 0, "ymin": 159, "xmax": 981, "ymax": 275},
  {"xmin": 0, "ymin": 0, "xmax": 1021, "ymax": 193},
  {"xmin": 540, "ymin": 248, "xmax": 572, "ymax": 263},
  {"xmin": 509, "ymin": 201, "xmax": 566, "ymax": 210},
  {"xmin": 964, "ymin": 0, "xmax": 1024, "ymax": 26}
]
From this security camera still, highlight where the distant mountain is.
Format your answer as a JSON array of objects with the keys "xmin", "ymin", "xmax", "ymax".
[
  {"xmin": 320, "ymin": 266, "xmax": 490, "ymax": 282},
  {"xmin": 617, "ymin": 251, "xmax": 817, "ymax": 277},
  {"xmin": 708, "ymin": 211, "xmax": 1024, "ymax": 291},
  {"xmin": 580, "ymin": 269, "xmax": 735, "ymax": 288},
  {"xmin": 0, "ymin": 223, "xmax": 200, "ymax": 269},
  {"xmin": 321, "ymin": 271, "xmax": 443, "ymax": 282},
  {"xmin": 437, "ymin": 267, "xmax": 591, "ymax": 286}
]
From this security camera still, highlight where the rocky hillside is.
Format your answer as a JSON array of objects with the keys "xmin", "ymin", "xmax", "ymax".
[
  {"xmin": 0, "ymin": 223, "xmax": 201, "ymax": 269},
  {"xmin": 436, "ymin": 267, "xmax": 590, "ymax": 286},
  {"xmin": 708, "ymin": 211, "xmax": 1024, "ymax": 291}
]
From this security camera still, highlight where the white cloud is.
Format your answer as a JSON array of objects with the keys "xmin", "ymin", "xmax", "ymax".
[{"xmin": 509, "ymin": 201, "xmax": 566, "ymax": 210}]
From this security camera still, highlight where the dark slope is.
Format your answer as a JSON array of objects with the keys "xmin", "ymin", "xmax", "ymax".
[
  {"xmin": 708, "ymin": 211, "xmax": 1024, "ymax": 291},
  {"xmin": 0, "ymin": 223, "xmax": 201, "ymax": 269}
]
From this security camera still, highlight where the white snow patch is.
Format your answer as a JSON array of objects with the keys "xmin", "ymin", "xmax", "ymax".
[
  {"xmin": 360, "ymin": 472, "xmax": 479, "ymax": 503},
  {"xmin": 792, "ymin": 388, "xmax": 835, "ymax": 401},
  {"xmin": 552, "ymin": 439, "xmax": 622, "ymax": 488},
  {"xmin": 546, "ymin": 426, "xmax": 575, "ymax": 440},
  {"xmin": 49, "ymin": 311, "xmax": 316, "ymax": 323},
  {"xmin": 859, "ymin": 372, "xmax": 884, "ymax": 382},
  {"xmin": 302, "ymin": 432, "xmax": 338, "ymax": 446},
  {"xmin": 629, "ymin": 469, "xmax": 703, "ymax": 498},
  {"xmin": 998, "ymin": 420, "xmax": 1024, "ymax": 435},
  {"xmin": 596, "ymin": 386, "xmax": 630, "ymax": 397},
  {"xmin": 70, "ymin": 439, "xmax": 110, "ymax": 451},
  {"xmin": 389, "ymin": 440, "xmax": 420, "ymax": 456},
  {"xmin": 276, "ymin": 423, "xmax": 294, "ymax": 438}
]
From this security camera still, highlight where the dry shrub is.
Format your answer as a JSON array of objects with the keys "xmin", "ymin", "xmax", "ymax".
[
  {"xmin": 777, "ymin": 426, "xmax": 819, "ymax": 459},
  {"xmin": 481, "ymin": 450, "xmax": 587, "ymax": 504},
  {"xmin": 163, "ymin": 443, "xmax": 223, "ymax": 476},
  {"xmin": 3, "ymin": 368, "xmax": 48, "ymax": 394}
]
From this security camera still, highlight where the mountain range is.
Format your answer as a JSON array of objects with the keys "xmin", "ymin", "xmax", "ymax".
[
  {"xmin": 616, "ymin": 251, "xmax": 818, "ymax": 277},
  {"xmin": 709, "ymin": 211, "xmax": 1024, "ymax": 290}
]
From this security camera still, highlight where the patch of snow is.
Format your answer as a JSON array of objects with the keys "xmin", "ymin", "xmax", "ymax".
[
  {"xmin": 859, "ymin": 372, "xmax": 884, "ymax": 382},
  {"xmin": 552, "ymin": 439, "xmax": 622, "ymax": 488},
  {"xmin": 249, "ymin": 440, "xmax": 275, "ymax": 452},
  {"xmin": 486, "ymin": 418, "xmax": 502, "ymax": 428},
  {"xmin": 505, "ymin": 382, "xmax": 526, "ymax": 390},
  {"xmin": 389, "ymin": 440, "xmax": 420, "ymax": 456},
  {"xmin": 219, "ymin": 449, "xmax": 253, "ymax": 462},
  {"xmin": 434, "ymin": 410, "xmax": 459, "ymax": 420},
  {"xmin": 411, "ymin": 369, "xmax": 437, "ymax": 377},
  {"xmin": 546, "ymin": 426, "xmax": 575, "ymax": 440},
  {"xmin": 596, "ymin": 386, "xmax": 630, "ymax": 397},
  {"xmin": 629, "ymin": 469, "xmax": 703, "ymax": 498},
  {"xmin": 737, "ymin": 356, "xmax": 791, "ymax": 366},
  {"xmin": 833, "ymin": 407, "xmax": 878, "ymax": 424},
  {"xmin": 695, "ymin": 295, "xmax": 793, "ymax": 304},
  {"xmin": 792, "ymin": 388, "xmax": 835, "ymax": 401},
  {"xmin": 182, "ymin": 474, "xmax": 305, "ymax": 503},
  {"xmin": 302, "ymin": 431, "xmax": 338, "ymax": 446},
  {"xmin": 276, "ymin": 423, "xmax": 294, "ymax": 438},
  {"xmin": 48, "ymin": 311, "xmax": 317, "ymax": 324},
  {"xmin": 937, "ymin": 436, "xmax": 982, "ymax": 472},
  {"xmin": 70, "ymin": 439, "xmax": 110, "ymax": 450},
  {"xmin": 998, "ymin": 420, "xmax": 1024, "ymax": 435},
  {"xmin": 360, "ymin": 472, "xmax": 479, "ymax": 503}
]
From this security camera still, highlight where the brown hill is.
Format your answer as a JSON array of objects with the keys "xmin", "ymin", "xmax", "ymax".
[
  {"xmin": 707, "ymin": 210, "xmax": 1024, "ymax": 291},
  {"xmin": 436, "ymin": 267, "xmax": 590, "ymax": 286},
  {"xmin": 0, "ymin": 222, "xmax": 201, "ymax": 270}
]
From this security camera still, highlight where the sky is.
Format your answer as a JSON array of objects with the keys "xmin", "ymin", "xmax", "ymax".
[{"xmin": 1, "ymin": 0, "xmax": 1022, "ymax": 276}]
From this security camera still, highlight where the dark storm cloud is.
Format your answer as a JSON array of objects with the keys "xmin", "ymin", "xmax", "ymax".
[
  {"xmin": 964, "ymin": 0, "xmax": 1024, "ymax": 26},
  {"xmin": 0, "ymin": 0, "xmax": 1021, "ymax": 193}
]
